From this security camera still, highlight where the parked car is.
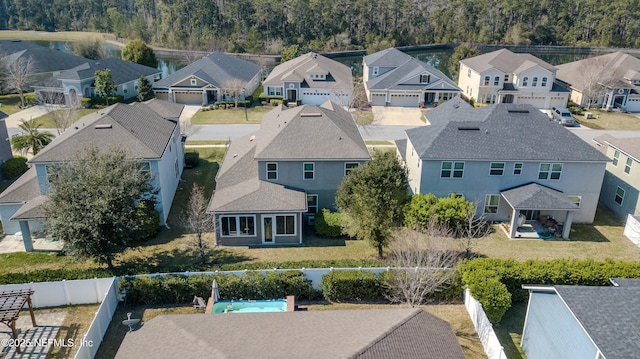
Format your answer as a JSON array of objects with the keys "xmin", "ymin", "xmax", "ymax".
[{"xmin": 552, "ymin": 106, "xmax": 575, "ymax": 126}]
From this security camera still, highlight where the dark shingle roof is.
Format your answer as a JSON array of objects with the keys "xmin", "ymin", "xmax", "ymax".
[
  {"xmin": 0, "ymin": 40, "xmax": 89, "ymax": 74},
  {"xmin": 555, "ymin": 285, "xmax": 640, "ymax": 359},
  {"xmin": 501, "ymin": 183, "xmax": 579, "ymax": 210},
  {"xmin": 114, "ymin": 309, "xmax": 466, "ymax": 359},
  {"xmin": 0, "ymin": 167, "xmax": 39, "ymax": 204},
  {"xmin": 461, "ymin": 48, "xmax": 556, "ymax": 74},
  {"xmin": 30, "ymin": 103, "xmax": 177, "ymax": 163},
  {"xmin": 263, "ymin": 52, "xmax": 352, "ymax": 90},
  {"xmin": 610, "ymin": 278, "xmax": 640, "ymax": 287},
  {"xmin": 144, "ymin": 98, "xmax": 185, "ymax": 119},
  {"xmin": 154, "ymin": 52, "xmax": 260, "ymax": 88},
  {"xmin": 406, "ymin": 101, "xmax": 609, "ymax": 162}
]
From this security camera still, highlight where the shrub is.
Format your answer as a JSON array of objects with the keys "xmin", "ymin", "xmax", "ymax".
[
  {"xmin": 184, "ymin": 152, "xmax": 199, "ymax": 167},
  {"xmin": 134, "ymin": 199, "xmax": 160, "ymax": 240},
  {"xmin": 80, "ymin": 98, "xmax": 91, "ymax": 108},
  {"xmin": 1, "ymin": 156, "xmax": 28, "ymax": 180},
  {"xmin": 321, "ymin": 270, "xmax": 381, "ymax": 301},
  {"xmin": 468, "ymin": 277, "xmax": 511, "ymax": 324},
  {"xmin": 270, "ymin": 99, "xmax": 283, "ymax": 106},
  {"xmin": 296, "ymin": 99, "xmax": 302, "ymax": 106},
  {"xmin": 314, "ymin": 209, "xmax": 343, "ymax": 237}
]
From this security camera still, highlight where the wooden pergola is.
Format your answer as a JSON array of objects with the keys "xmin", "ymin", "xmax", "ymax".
[{"xmin": 0, "ymin": 289, "xmax": 37, "ymax": 354}]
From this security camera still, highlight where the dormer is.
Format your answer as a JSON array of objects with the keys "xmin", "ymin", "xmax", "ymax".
[
  {"xmin": 309, "ymin": 72, "xmax": 327, "ymax": 81},
  {"xmin": 419, "ymin": 74, "xmax": 431, "ymax": 84}
]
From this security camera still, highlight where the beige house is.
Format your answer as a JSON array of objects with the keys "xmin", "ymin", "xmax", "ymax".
[{"xmin": 458, "ymin": 49, "xmax": 569, "ymax": 109}]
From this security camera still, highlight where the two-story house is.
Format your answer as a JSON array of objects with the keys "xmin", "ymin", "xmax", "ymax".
[
  {"xmin": 153, "ymin": 52, "xmax": 261, "ymax": 105},
  {"xmin": 207, "ymin": 101, "xmax": 370, "ymax": 245},
  {"xmin": 32, "ymin": 57, "xmax": 161, "ymax": 107},
  {"xmin": 263, "ymin": 53, "xmax": 353, "ymax": 105},
  {"xmin": 0, "ymin": 100, "xmax": 185, "ymax": 251},
  {"xmin": 363, "ymin": 48, "xmax": 460, "ymax": 107},
  {"xmin": 396, "ymin": 97, "xmax": 608, "ymax": 239},
  {"xmin": 593, "ymin": 135, "xmax": 640, "ymax": 219},
  {"xmin": 458, "ymin": 49, "xmax": 569, "ymax": 109},
  {"xmin": 556, "ymin": 52, "xmax": 640, "ymax": 112}
]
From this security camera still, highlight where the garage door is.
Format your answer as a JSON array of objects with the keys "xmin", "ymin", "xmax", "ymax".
[
  {"xmin": 371, "ymin": 93, "xmax": 386, "ymax": 106},
  {"xmin": 174, "ymin": 92, "xmax": 203, "ymax": 105},
  {"xmin": 154, "ymin": 92, "xmax": 169, "ymax": 101},
  {"xmin": 389, "ymin": 94, "xmax": 419, "ymax": 107},
  {"xmin": 301, "ymin": 93, "xmax": 326, "ymax": 105},
  {"xmin": 549, "ymin": 97, "xmax": 567, "ymax": 109},
  {"xmin": 518, "ymin": 96, "xmax": 546, "ymax": 109},
  {"xmin": 626, "ymin": 97, "xmax": 640, "ymax": 112}
]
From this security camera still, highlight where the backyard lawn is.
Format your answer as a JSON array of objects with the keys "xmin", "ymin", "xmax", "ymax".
[
  {"xmin": 576, "ymin": 109, "xmax": 640, "ymax": 130},
  {"xmin": 0, "ymin": 30, "xmax": 107, "ymax": 42},
  {"xmin": 191, "ymin": 105, "xmax": 272, "ymax": 124},
  {"xmin": 0, "ymin": 93, "xmax": 28, "ymax": 115},
  {"xmin": 31, "ymin": 108, "xmax": 98, "ymax": 129}
]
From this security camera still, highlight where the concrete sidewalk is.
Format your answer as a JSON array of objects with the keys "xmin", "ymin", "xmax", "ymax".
[{"xmin": 3, "ymin": 105, "xmax": 51, "ymax": 128}]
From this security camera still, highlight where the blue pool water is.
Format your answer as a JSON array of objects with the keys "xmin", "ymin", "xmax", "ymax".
[{"xmin": 212, "ymin": 299, "xmax": 287, "ymax": 314}]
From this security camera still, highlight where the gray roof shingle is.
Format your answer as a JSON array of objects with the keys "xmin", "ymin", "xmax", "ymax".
[
  {"xmin": 461, "ymin": 48, "xmax": 556, "ymax": 74},
  {"xmin": 115, "ymin": 309, "xmax": 466, "ymax": 359},
  {"xmin": 0, "ymin": 167, "xmax": 39, "ymax": 204},
  {"xmin": 593, "ymin": 134, "xmax": 640, "ymax": 162},
  {"xmin": 406, "ymin": 100, "xmax": 609, "ymax": 162},
  {"xmin": 556, "ymin": 52, "xmax": 640, "ymax": 91},
  {"xmin": 501, "ymin": 183, "xmax": 579, "ymax": 210},
  {"xmin": 154, "ymin": 52, "xmax": 260, "ymax": 88},
  {"xmin": 0, "ymin": 40, "xmax": 89, "ymax": 74},
  {"xmin": 144, "ymin": 98, "xmax": 185, "ymax": 119},
  {"xmin": 263, "ymin": 52, "xmax": 352, "ymax": 91}
]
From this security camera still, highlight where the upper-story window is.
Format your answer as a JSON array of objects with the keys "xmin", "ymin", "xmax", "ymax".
[
  {"xmin": 190, "ymin": 78, "xmax": 197, "ymax": 86},
  {"xmin": 138, "ymin": 162, "xmax": 151, "ymax": 174},
  {"xmin": 613, "ymin": 150, "xmax": 620, "ymax": 166},
  {"xmin": 538, "ymin": 163, "xmax": 562, "ymax": 180},
  {"xmin": 420, "ymin": 74, "xmax": 431, "ymax": 83},
  {"xmin": 372, "ymin": 67, "xmax": 379, "ymax": 76},
  {"xmin": 345, "ymin": 162, "xmax": 359, "ymax": 176},
  {"xmin": 504, "ymin": 74, "xmax": 510, "ymax": 82},
  {"xmin": 532, "ymin": 77, "xmax": 538, "ymax": 87},
  {"xmin": 522, "ymin": 77, "xmax": 529, "ymax": 87},
  {"xmin": 441, "ymin": 161, "xmax": 464, "ymax": 178},
  {"xmin": 468, "ymin": 69, "xmax": 472, "ymax": 78},
  {"xmin": 303, "ymin": 162, "xmax": 315, "ymax": 180},
  {"xmin": 490, "ymin": 162, "xmax": 505, "ymax": 176},
  {"xmin": 494, "ymin": 76, "xmax": 500, "ymax": 86},
  {"xmin": 267, "ymin": 162, "xmax": 278, "ymax": 180},
  {"xmin": 484, "ymin": 76, "xmax": 490, "ymax": 86},
  {"xmin": 625, "ymin": 158, "xmax": 633, "ymax": 174},
  {"xmin": 45, "ymin": 164, "xmax": 59, "ymax": 183},
  {"xmin": 513, "ymin": 162, "xmax": 523, "ymax": 175},
  {"xmin": 310, "ymin": 74, "xmax": 326, "ymax": 80},
  {"xmin": 307, "ymin": 194, "xmax": 318, "ymax": 214},
  {"xmin": 541, "ymin": 77, "xmax": 548, "ymax": 87}
]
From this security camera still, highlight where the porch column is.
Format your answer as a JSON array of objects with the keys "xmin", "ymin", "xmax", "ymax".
[
  {"xmin": 562, "ymin": 211, "xmax": 574, "ymax": 239},
  {"xmin": 19, "ymin": 221, "xmax": 34, "ymax": 252},
  {"xmin": 168, "ymin": 89, "xmax": 174, "ymax": 103},
  {"xmin": 509, "ymin": 208, "xmax": 519, "ymax": 238},
  {"xmin": 202, "ymin": 91, "xmax": 207, "ymax": 106}
]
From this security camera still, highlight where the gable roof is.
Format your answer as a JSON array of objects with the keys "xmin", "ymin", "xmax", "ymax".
[
  {"xmin": 254, "ymin": 102, "xmax": 370, "ymax": 160},
  {"xmin": 501, "ymin": 183, "xmax": 579, "ymax": 210},
  {"xmin": 593, "ymin": 134, "xmax": 640, "ymax": 162},
  {"xmin": 0, "ymin": 40, "xmax": 89, "ymax": 74},
  {"xmin": 114, "ymin": 309, "xmax": 466, "ymax": 359},
  {"xmin": 30, "ymin": 102, "xmax": 177, "ymax": 163},
  {"xmin": 144, "ymin": 98, "xmax": 185, "ymax": 119},
  {"xmin": 461, "ymin": 48, "xmax": 556, "ymax": 74},
  {"xmin": 154, "ymin": 52, "xmax": 260, "ymax": 88},
  {"xmin": 263, "ymin": 52, "xmax": 353, "ymax": 90},
  {"xmin": 556, "ymin": 52, "xmax": 640, "ymax": 90},
  {"xmin": 364, "ymin": 48, "xmax": 459, "ymax": 91},
  {"xmin": 0, "ymin": 167, "xmax": 39, "ymax": 204},
  {"xmin": 406, "ymin": 100, "xmax": 609, "ymax": 162}
]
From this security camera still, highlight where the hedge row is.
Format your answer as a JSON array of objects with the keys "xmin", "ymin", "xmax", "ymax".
[
  {"xmin": 459, "ymin": 258, "xmax": 640, "ymax": 324},
  {"xmin": 314, "ymin": 209, "xmax": 343, "ymax": 237}
]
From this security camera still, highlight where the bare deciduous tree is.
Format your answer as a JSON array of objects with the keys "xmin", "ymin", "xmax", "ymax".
[
  {"xmin": 4, "ymin": 55, "xmax": 36, "ymax": 108},
  {"xmin": 457, "ymin": 206, "xmax": 491, "ymax": 259},
  {"xmin": 221, "ymin": 78, "xmax": 248, "ymax": 109},
  {"xmin": 182, "ymin": 184, "xmax": 214, "ymax": 264},
  {"xmin": 37, "ymin": 91, "xmax": 78, "ymax": 135},
  {"xmin": 576, "ymin": 56, "xmax": 616, "ymax": 109},
  {"xmin": 384, "ymin": 226, "xmax": 460, "ymax": 307},
  {"xmin": 349, "ymin": 80, "xmax": 368, "ymax": 110}
]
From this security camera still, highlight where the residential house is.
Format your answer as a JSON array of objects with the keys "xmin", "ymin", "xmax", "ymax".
[
  {"xmin": 363, "ymin": 48, "xmax": 460, "ymax": 107},
  {"xmin": 115, "ymin": 309, "xmax": 467, "ymax": 359},
  {"xmin": 263, "ymin": 52, "xmax": 353, "ymax": 105},
  {"xmin": 521, "ymin": 280, "xmax": 640, "ymax": 359},
  {"xmin": 0, "ymin": 101, "xmax": 185, "ymax": 250},
  {"xmin": 458, "ymin": 49, "xmax": 569, "ymax": 109},
  {"xmin": 555, "ymin": 52, "xmax": 640, "ymax": 112},
  {"xmin": 153, "ymin": 52, "xmax": 261, "ymax": 105},
  {"xmin": 593, "ymin": 134, "xmax": 640, "ymax": 219},
  {"xmin": 32, "ymin": 57, "xmax": 161, "ymax": 107},
  {"xmin": 396, "ymin": 97, "xmax": 608, "ymax": 239},
  {"xmin": 0, "ymin": 40, "xmax": 89, "ymax": 80},
  {"xmin": 207, "ymin": 101, "xmax": 370, "ymax": 245}
]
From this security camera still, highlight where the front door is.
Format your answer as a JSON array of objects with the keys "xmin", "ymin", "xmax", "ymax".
[
  {"xmin": 287, "ymin": 89, "xmax": 297, "ymax": 102},
  {"xmin": 262, "ymin": 216, "xmax": 275, "ymax": 243}
]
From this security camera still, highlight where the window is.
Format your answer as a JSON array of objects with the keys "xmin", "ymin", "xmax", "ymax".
[
  {"xmin": 45, "ymin": 164, "xmax": 59, "ymax": 183},
  {"xmin": 625, "ymin": 158, "xmax": 632, "ymax": 174},
  {"xmin": 276, "ymin": 215, "xmax": 296, "ymax": 235},
  {"xmin": 467, "ymin": 69, "xmax": 471, "ymax": 77},
  {"xmin": 490, "ymin": 162, "xmax": 505, "ymax": 176},
  {"xmin": 484, "ymin": 194, "xmax": 500, "ymax": 213},
  {"xmin": 513, "ymin": 162, "xmax": 523, "ymax": 175},
  {"xmin": 190, "ymin": 78, "xmax": 197, "ymax": 86},
  {"xmin": 373, "ymin": 67, "xmax": 379, "ymax": 76},
  {"xmin": 267, "ymin": 162, "xmax": 278, "ymax": 180},
  {"xmin": 484, "ymin": 76, "xmax": 490, "ymax": 86},
  {"xmin": 522, "ymin": 77, "xmax": 529, "ymax": 86},
  {"xmin": 541, "ymin": 77, "xmax": 548, "ymax": 87},
  {"xmin": 441, "ymin": 161, "xmax": 464, "ymax": 178},
  {"xmin": 504, "ymin": 74, "xmax": 509, "ymax": 82},
  {"xmin": 221, "ymin": 216, "xmax": 256, "ymax": 236},
  {"xmin": 494, "ymin": 76, "xmax": 500, "ymax": 86},
  {"xmin": 615, "ymin": 186, "xmax": 625, "ymax": 205},
  {"xmin": 538, "ymin": 163, "xmax": 562, "ymax": 180},
  {"xmin": 532, "ymin": 77, "xmax": 538, "ymax": 87},
  {"xmin": 420, "ymin": 74, "xmax": 431, "ymax": 83},
  {"xmin": 307, "ymin": 195, "xmax": 318, "ymax": 213},
  {"xmin": 268, "ymin": 87, "xmax": 283, "ymax": 96},
  {"xmin": 138, "ymin": 162, "xmax": 151, "ymax": 174},
  {"xmin": 303, "ymin": 162, "xmax": 315, "ymax": 180},
  {"xmin": 567, "ymin": 195, "xmax": 581, "ymax": 208},
  {"xmin": 345, "ymin": 162, "xmax": 359, "ymax": 176},
  {"xmin": 613, "ymin": 150, "xmax": 620, "ymax": 166}
]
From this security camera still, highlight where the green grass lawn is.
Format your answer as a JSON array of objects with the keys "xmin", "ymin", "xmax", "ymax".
[
  {"xmin": 352, "ymin": 110, "xmax": 374, "ymax": 125},
  {"xmin": 0, "ymin": 30, "xmax": 107, "ymax": 42},
  {"xmin": 0, "ymin": 93, "xmax": 28, "ymax": 115},
  {"xmin": 191, "ymin": 105, "xmax": 272, "ymax": 124},
  {"xmin": 576, "ymin": 109, "xmax": 640, "ymax": 130},
  {"xmin": 30, "ymin": 108, "xmax": 97, "ymax": 129},
  {"xmin": 494, "ymin": 302, "xmax": 527, "ymax": 359}
]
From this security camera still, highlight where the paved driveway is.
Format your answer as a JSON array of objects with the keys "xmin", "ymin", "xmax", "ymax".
[{"xmin": 371, "ymin": 106, "xmax": 425, "ymax": 126}]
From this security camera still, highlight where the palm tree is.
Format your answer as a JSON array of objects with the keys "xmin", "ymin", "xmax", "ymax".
[{"xmin": 11, "ymin": 118, "xmax": 55, "ymax": 156}]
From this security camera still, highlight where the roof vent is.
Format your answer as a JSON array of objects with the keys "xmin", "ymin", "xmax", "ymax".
[
  {"xmin": 300, "ymin": 113, "xmax": 322, "ymax": 117},
  {"xmin": 94, "ymin": 124, "xmax": 112, "ymax": 129},
  {"xmin": 250, "ymin": 135, "xmax": 256, "ymax": 141},
  {"xmin": 457, "ymin": 126, "xmax": 480, "ymax": 131},
  {"xmin": 508, "ymin": 110, "xmax": 530, "ymax": 114}
]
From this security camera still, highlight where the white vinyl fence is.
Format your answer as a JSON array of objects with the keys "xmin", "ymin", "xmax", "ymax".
[
  {"xmin": 464, "ymin": 288, "xmax": 507, "ymax": 359},
  {"xmin": 624, "ymin": 214, "xmax": 640, "ymax": 247}
]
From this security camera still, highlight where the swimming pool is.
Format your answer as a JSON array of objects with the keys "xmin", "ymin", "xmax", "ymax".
[{"xmin": 211, "ymin": 299, "xmax": 288, "ymax": 314}]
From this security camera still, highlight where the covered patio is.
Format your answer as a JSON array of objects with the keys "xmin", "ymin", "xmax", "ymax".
[{"xmin": 501, "ymin": 183, "xmax": 579, "ymax": 240}]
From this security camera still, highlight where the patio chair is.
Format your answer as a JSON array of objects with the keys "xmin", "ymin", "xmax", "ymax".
[{"xmin": 193, "ymin": 296, "xmax": 207, "ymax": 311}]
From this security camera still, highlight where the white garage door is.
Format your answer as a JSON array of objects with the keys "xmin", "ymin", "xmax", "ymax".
[
  {"xmin": 371, "ymin": 93, "xmax": 386, "ymax": 106},
  {"xmin": 549, "ymin": 97, "xmax": 567, "ymax": 109},
  {"xmin": 626, "ymin": 97, "xmax": 640, "ymax": 112},
  {"xmin": 390, "ymin": 94, "xmax": 419, "ymax": 107},
  {"xmin": 518, "ymin": 96, "xmax": 546, "ymax": 109},
  {"xmin": 175, "ymin": 92, "xmax": 203, "ymax": 105},
  {"xmin": 301, "ymin": 93, "xmax": 326, "ymax": 105}
]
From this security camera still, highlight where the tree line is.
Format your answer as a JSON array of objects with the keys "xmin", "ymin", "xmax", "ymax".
[{"xmin": 1, "ymin": 0, "xmax": 639, "ymax": 53}]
